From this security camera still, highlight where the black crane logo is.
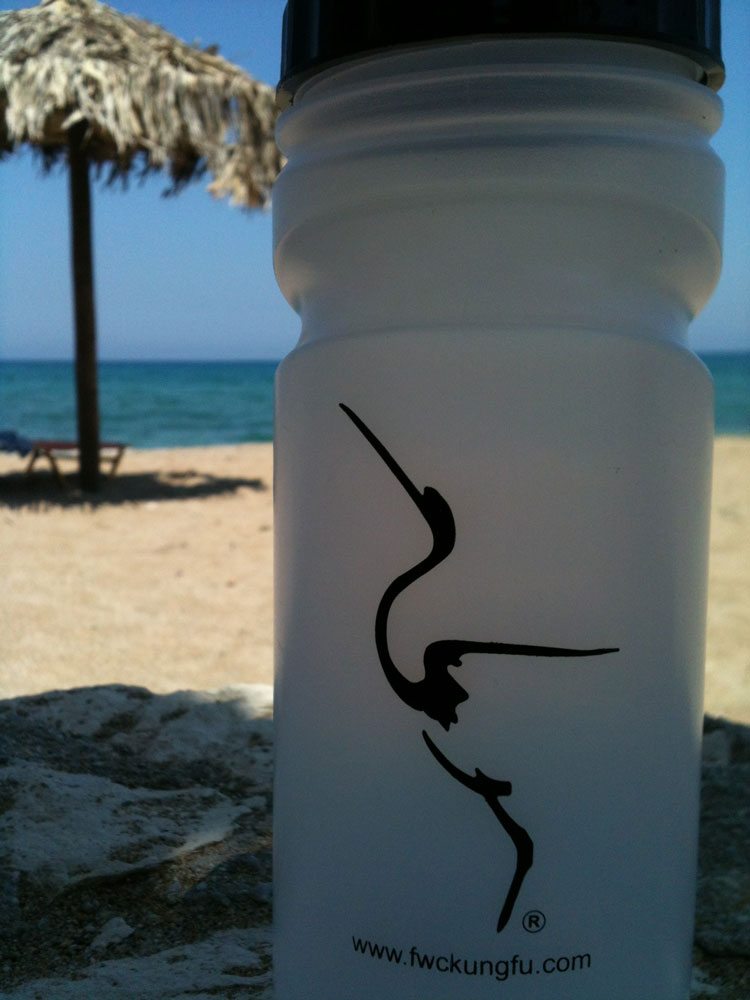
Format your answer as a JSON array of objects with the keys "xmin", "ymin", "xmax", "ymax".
[{"xmin": 340, "ymin": 403, "xmax": 619, "ymax": 932}]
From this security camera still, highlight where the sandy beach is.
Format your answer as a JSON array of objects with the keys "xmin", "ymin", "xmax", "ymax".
[
  {"xmin": 1, "ymin": 438, "xmax": 748, "ymax": 722},
  {"xmin": 0, "ymin": 444, "xmax": 274, "ymax": 699}
]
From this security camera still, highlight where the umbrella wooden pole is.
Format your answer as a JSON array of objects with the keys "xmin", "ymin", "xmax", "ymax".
[{"xmin": 68, "ymin": 121, "xmax": 101, "ymax": 492}]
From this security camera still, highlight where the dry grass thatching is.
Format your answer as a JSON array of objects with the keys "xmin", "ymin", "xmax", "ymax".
[{"xmin": 0, "ymin": 0, "xmax": 283, "ymax": 206}]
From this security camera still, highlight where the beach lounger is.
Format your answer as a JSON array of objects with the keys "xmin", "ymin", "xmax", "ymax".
[
  {"xmin": 0, "ymin": 430, "xmax": 33, "ymax": 457},
  {"xmin": 24, "ymin": 440, "xmax": 128, "ymax": 486}
]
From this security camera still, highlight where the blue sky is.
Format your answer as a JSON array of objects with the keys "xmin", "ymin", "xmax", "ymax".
[{"xmin": 1, "ymin": 0, "xmax": 748, "ymax": 360}]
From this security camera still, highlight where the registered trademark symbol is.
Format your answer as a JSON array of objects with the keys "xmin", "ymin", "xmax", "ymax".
[{"xmin": 522, "ymin": 910, "xmax": 546, "ymax": 933}]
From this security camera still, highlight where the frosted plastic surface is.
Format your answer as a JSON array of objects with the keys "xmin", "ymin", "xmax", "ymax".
[{"xmin": 272, "ymin": 39, "xmax": 724, "ymax": 1000}]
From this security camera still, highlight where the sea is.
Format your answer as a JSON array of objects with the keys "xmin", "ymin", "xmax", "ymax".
[{"xmin": 1, "ymin": 353, "xmax": 749, "ymax": 448}]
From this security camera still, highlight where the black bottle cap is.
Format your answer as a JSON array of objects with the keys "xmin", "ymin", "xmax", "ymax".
[{"xmin": 278, "ymin": 0, "xmax": 724, "ymax": 105}]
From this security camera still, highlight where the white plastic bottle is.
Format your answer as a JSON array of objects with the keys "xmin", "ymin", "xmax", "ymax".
[{"xmin": 272, "ymin": 4, "xmax": 725, "ymax": 998}]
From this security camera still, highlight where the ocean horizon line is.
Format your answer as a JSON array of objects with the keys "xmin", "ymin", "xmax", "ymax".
[
  {"xmin": 1, "ymin": 357, "xmax": 283, "ymax": 365},
  {"xmin": 1, "ymin": 349, "xmax": 748, "ymax": 363}
]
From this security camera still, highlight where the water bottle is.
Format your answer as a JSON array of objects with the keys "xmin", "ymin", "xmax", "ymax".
[{"xmin": 271, "ymin": 4, "xmax": 725, "ymax": 998}]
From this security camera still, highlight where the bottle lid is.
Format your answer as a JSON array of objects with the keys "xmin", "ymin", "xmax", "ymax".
[{"xmin": 278, "ymin": 0, "xmax": 724, "ymax": 105}]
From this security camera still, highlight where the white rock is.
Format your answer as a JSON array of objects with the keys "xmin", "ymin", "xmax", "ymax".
[
  {"xmin": 0, "ymin": 684, "xmax": 273, "ymax": 895},
  {"xmin": 0, "ymin": 758, "xmax": 249, "ymax": 891},
  {"xmin": 0, "ymin": 928, "xmax": 271, "ymax": 999},
  {"xmin": 691, "ymin": 967, "xmax": 721, "ymax": 997},
  {"xmin": 702, "ymin": 729, "xmax": 731, "ymax": 767},
  {"xmin": 88, "ymin": 917, "xmax": 135, "ymax": 952},
  {"xmin": 1, "ymin": 682, "xmax": 273, "ymax": 766}
]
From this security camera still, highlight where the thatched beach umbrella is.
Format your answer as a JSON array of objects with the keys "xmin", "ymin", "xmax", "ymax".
[{"xmin": 0, "ymin": 0, "xmax": 282, "ymax": 490}]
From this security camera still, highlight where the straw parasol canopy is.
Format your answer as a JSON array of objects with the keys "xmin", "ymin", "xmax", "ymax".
[{"xmin": 0, "ymin": 0, "xmax": 283, "ymax": 489}]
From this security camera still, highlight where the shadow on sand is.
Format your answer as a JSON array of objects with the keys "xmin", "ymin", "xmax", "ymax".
[{"xmin": 0, "ymin": 467, "xmax": 267, "ymax": 509}]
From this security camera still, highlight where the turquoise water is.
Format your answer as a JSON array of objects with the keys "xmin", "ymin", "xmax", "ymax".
[
  {"xmin": 702, "ymin": 352, "xmax": 750, "ymax": 434},
  {"xmin": 1, "ymin": 353, "xmax": 748, "ymax": 447},
  {"xmin": 0, "ymin": 361, "xmax": 277, "ymax": 448}
]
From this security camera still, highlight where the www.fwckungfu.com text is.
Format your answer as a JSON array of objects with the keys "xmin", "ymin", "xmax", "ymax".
[{"xmin": 352, "ymin": 936, "xmax": 592, "ymax": 982}]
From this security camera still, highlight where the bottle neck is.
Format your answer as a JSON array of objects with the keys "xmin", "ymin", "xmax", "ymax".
[
  {"xmin": 273, "ymin": 40, "xmax": 724, "ymax": 348},
  {"xmin": 292, "ymin": 36, "xmax": 706, "ymax": 107},
  {"xmin": 280, "ymin": 38, "xmax": 714, "ymax": 153}
]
